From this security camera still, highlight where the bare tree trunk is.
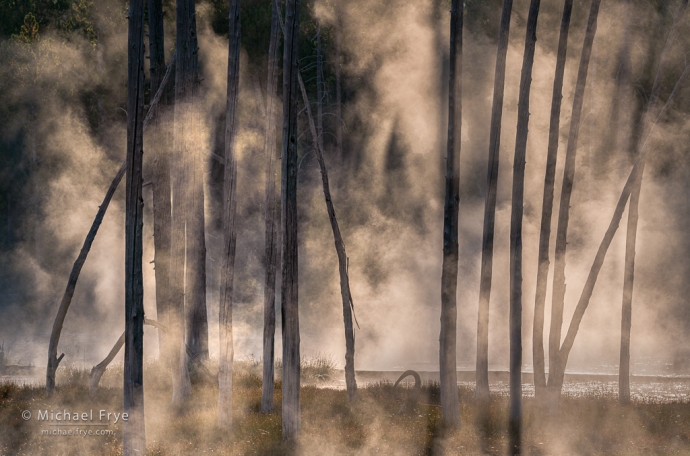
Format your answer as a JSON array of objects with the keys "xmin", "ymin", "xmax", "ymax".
[
  {"xmin": 617, "ymin": 0, "xmax": 634, "ymax": 406},
  {"xmin": 509, "ymin": 1, "xmax": 540, "ymax": 452},
  {"xmin": 296, "ymin": 69, "xmax": 358, "ymax": 403},
  {"xmin": 476, "ymin": 0, "xmax": 513, "ymax": 400},
  {"xmin": 547, "ymin": 0, "xmax": 601, "ymax": 397},
  {"xmin": 179, "ymin": 2, "xmax": 209, "ymax": 363},
  {"xmin": 147, "ymin": 0, "xmax": 174, "ymax": 369},
  {"xmin": 123, "ymin": 0, "xmax": 146, "ymax": 450},
  {"xmin": 281, "ymin": 0, "xmax": 301, "ymax": 438},
  {"xmin": 218, "ymin": 0, "xmax": 241, "ymax": 428},
  {"xmin": 317, "ymin": 26, "xmax": 324, "ymax": 155},
  {"xmin": 549, "ymin": 63, "xmax": 690, "ymax": 395},
  {"xmin": 261, "ymin": 0, "xmax": 282, "ymax": 414},
  {"xmin": 169, "ymin": 0, "xmax": 198, "ymax": 406},
  {"xmin": 45, "ymin": 57, "xmax": 175, "ymax": 395},
  {"xmin": 439, "ymin": 0, "xmax": 462, "ymax": 428},
  {"xmin": 532, "ymin": 0, "xmax": 573, "ymax": 397}
]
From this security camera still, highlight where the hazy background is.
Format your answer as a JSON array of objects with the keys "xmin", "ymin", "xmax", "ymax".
[{"xmin": 1, "ymin": 0, "xmax": 689, "ymax": 378}]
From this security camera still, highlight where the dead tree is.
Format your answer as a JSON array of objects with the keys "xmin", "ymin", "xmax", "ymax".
[
  {"xmin": 334, "ymin": 9, "xmax": 343, "ymax": 158},
  {"xmin": 619, "ymin": 0, "xmax": 688, "ymax": 405},
  {"xmin": 147, "ymin": 0, "xmax": 174, "ymax": 369},
  {"xmin": 45, "ymin": 54, "xmax": 176, "ymax": 395},
  {"xmin": 181, "ymin": 4, "xmax": 209, "ymax": 362},
  {"xmin": 476, "ymin": 0, "xmax": 513, "ymax": 400},
  {"xmin": 218, "ymin": 0, "xmax": 241, "ymax": 428},
  {"xmin": 281, "ymin": 0, "xmax": 301, "ymax": 439},
  {"xmin": 532, "ymin": 0, "xmax": 573, "ymax": 397},
  {"xmin": 169, "ymin": 0, "xmax": 200, "ymax": 406},
  {"xmin": 261, "ymin": 0, "xmax": 282, "ymax": 414},
  {"xmin": 509, "ymin": 1, "xmax": 540, "ymax": 452},
  {"xmin": 89, "ymin": 319, "xmax": 214, "ymax": 397},
  {"xmin": 123, "ymin": 0, "xmax": 146, "ymax": 451},
  {"xmin": 296, "ymin": 71, "xmax": 358, "ymax": 403},
  {"xmin": 548, "ymin": 63, "xmax": 690, "ymax": 395},
  {"xmin": 439, "ymin": 0, "xmax": 462, "ymax": 427},
  {"xmin": 547, "ymin": 0, "xmax": 601, "ymax": 398}
]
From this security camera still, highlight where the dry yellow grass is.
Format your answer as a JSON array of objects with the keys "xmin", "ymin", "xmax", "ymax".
[{"xmin": 1, "ymin": 361, "xmax": 690, "ymax": 455}]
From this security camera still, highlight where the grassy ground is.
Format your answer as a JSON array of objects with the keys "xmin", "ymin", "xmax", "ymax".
[{"xmin": 1, "ymin": 360, "xmax": 690, "ymax": 455}]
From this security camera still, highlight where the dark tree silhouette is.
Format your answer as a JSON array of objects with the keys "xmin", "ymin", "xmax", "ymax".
[
  {"xmin": 476, "ymin": 0, "xmax": 513, "ymax": 400},
  {"xmin": 509, "ymin": 0, "xmax": 540, "ymax": 452},
  {"xmin": 261, "ymin": 0, "xmax": 282, "ymax": 414},
  {"xmin": 218, "ymin": 0, "xmax": 241, "ymax": 428},
  {"xmin": 439, "ymin": 0, "xmax": 462, "ymax": 427},
  {"xmin": 532, "ymin": 0, "xmax": 573, "ymax": 397},
  {"xmin": 123, "ymin": 0, "xmax": 146, "ymax": 450},
  {"xmin": 281, "ymin": 0, "xmax": 301, "ymax": 439}
]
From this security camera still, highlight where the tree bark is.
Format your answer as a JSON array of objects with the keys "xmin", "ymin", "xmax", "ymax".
[
  {"xmin": 476, "ymin": 0, "xmax": 513, "ymax": 400},
  {"xmin": 45, "ymin": 54, "xmax": 176, "ymax": 396},
  {"xmin": 509, "ymin": 1, "xmax": 540, "ymax": 452},
  {"xmin": 281, "ymin": 0, "xmax": 301, "ymax": 439},
  {"xmin": 183, "ymin": 6, "xmax": 210, "ymax": 362},
  {"xmin": 619, "ymin": 0, "xmax": 688, "ymax": 405},
  {"xmin": 218, "ymin": 0, "xmax": 241, "ymax": 428},
  {"xmin": 147, "ymin": 0, "xmax": 174, "ymax": 370},
  {"xmin": 439, "ymin": 0, "xmax": 462, "ymax": 428},
  {"xmin": 547, "ymin": 0, "xmax": 601, "ymax": 396},
  {"xmin": 261, "ymin": 0, "xmax": 282, "ymax": 414},
  {"xmin": 532, "ymin": 0, "xmax": 572, "ymax": 397},
  {"xmin": 123, "ymin": 0, "xmax": 146, "ymax": 451},
  {"xmin": 169, "ymin": 0, "xmax": 200, "ymax": 406},
  {"xmin": 334, "ymin": 10, "xmax": 343, "ymax": 158}
]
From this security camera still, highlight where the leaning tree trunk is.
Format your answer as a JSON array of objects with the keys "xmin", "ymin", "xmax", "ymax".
[
  {"xmin": 123, "ymin": 0, "xmax": 146, "ymax": 451},
  {"xmin": 147, "ymin": 0, "xmax": 174, "ymax": 369},
  {"xmin": 547, "ymin": 0, "xmax": 601, "ymax": 398},
  {"xmin": 476, "ymin": 0, "xmax": 513, "ymax": 400},
  {"xmin": 281, "ymin": 0, "xmax": 301, "ymax": 439},
  {"xmin": 218, "ymin": 0, "xmax": 241, "ymax": 428},
  {"xmin": 439, "ymin": 0, "xmax": 462, "ymax": 428},
  {"xmin": 261, "ymin": 0, "xmax": 282, "ymax": 414},
  {"xmin": 532, "ymin": 0, "xmax": 573, "ymax": 397},
  {"xmin": 296, "ymin": 70, "xmax": 358, "ymax": 403},
  {"xmin": 509, "ymin": 1, "xmax": 540, "ymax": 452},
  {"xmin": 45, "ymin": 54, "xmax": 176, "ymax": 395},
  {"xmin": 619, "ymin": 0, "xmax": 688, "ymax": 405},
  {"xmin": 549, "ymin": 63, "xmax": 690, "ymax": 395},
  {"xmin": 334, "ymin": 10, "xmax": 343, "ymax": 159}
]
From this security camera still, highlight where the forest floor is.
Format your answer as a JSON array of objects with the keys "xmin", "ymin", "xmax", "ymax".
[{"xmin": 1, "ymin": 360, "xmax": 690, "ymax": 455}]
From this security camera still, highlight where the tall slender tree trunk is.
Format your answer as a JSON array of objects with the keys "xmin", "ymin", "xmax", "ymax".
[
  {"xmin": 281, "ymin": 0, "xmax": 301, "ymax": 439},
  {"xmin": 261, "ymin": 0, "xmax": 282, "ymax": 414},
  {"xmin": 182, "ymin": 4, "xmax": 209, "ymax": 363},
  {"xmin": 123, "ymin": 0, "xmax": 146, "ymax": 451},
  {"xmin": 218, "ymin": 0, "xmax": 241, "ymax": 428},
  {"xmin": 547, "ymin": 0, "xmax": 601, "ymax": 398},
  {"xmin": 316, "ymin": 26, "xmax": 324, "ymax": 155},
  {"xmin": 617, "ymin": 0, "xmax": 634, "ymax": 406},
  {"xmin": 619, "ymin": 0, "xmax": 688, "ymax": 405},
  {"xmin": 147, "ymin": 0, "xmax": 173, "ymax": 369},
  {"xmin": 476, "ymin": 0, "xmax": 513, "ymax": 400},
  {"xmin": 439, "ymin": 0, "xmax": 462, "ymax": 428},
  {"xmin": 532, "ymin": 0, "xmax": 572, "ymax": 398},
  {"xmin": 509, "ymin": 1, "xmax": 540, "ymax": 452},
  {"xmin": 170, "ymin": 0, "xmax": 199, "ymax": 406}
]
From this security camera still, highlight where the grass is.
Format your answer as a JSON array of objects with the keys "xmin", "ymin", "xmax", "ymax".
[{"xmin": 1, "ymin": 360, "xmax": 690, "ymax": 455}]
